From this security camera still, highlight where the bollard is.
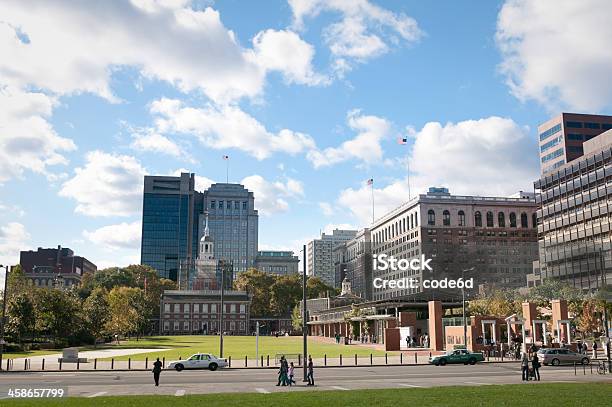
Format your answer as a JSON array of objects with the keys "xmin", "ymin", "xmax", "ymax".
[
  {"xmin": 94, "ymin": 359, "xmax": 97, "ymax": 370},
  {"xmin": 42, "ymin": 359, "xmax": 45, "ymax": 371},
  {"xmin": 385, "ymin": 353, "xmax": 388, "ymax": 365},
  {"xmin": 267, "ymin": 355, "xmax": 269, "ymax": 367},
  {"xmin": 574, "ymin": 362, "xmax": 577, "ymax": 375},
  {"xmin": 111, "ymin": 358, "xmax": 114, "ymax": 370},
  {"xmin": 429, "ymin": 352, "xmax": 432, "ymax": 359},
  {"xmin": 229, "ymin": 356, "xmax": 231, "ymax": 367},
  {"xmin": 24, "ymin": 359, "xmax": 27, "ymax": 371},
  {"xmin": 162, "ymin": 357, "xmax": 165, "ymax": 367},
  {"xmin": 415, "ymin": 352, "xmax": 418, "ymax": 364},
  {"xmin": 590, "ymin": 363, "xmax": 593, "ymax": 374},
  {"xmin": 59, "ymin": 359, "xmax": 62, "ymax": 371},
  {"xmin": 400, "ymin": 353, "xmax": 403, "ymax": 364},
  {"xmin": 245, "ymin": 356, "xmax": 248, "ymax": 367},
  {"xmin": 340, "ymin": 354, "xmax": 343, "ymax": 366},
  {"xmin": 298, "ymin": 354, "xmax": 301, "ymax": 366},
  {"xmin": 77, "ymin": 359, "xmax": 80, "ymax": 370},
  {"xmin": 354, "ymin": 354, "xmax": 357, "ymax": 366},
  {"xmin": 261, "ymin": 355, "xmax": 264, "ymax": 367},
  {"xmin": 324, "ymin": 354, "xmax": 327, "ymax": 366},
  {"xmin": 6, "ymin": 358, "xmax": 9, "ymax": 371},
  {"xmin": 145, "ymin": 357, "xmax": 148, "ymax": 370},
  {"xmin": 583, "ymin": 364, "xmax": 586, "ymax": 375},
  {"xmin": 370, "ymin": 354, "xmax": 373, "ymax": 365},
  {"xmin": 128, "ymin": 358, "xmax": 131, "ymax": 370},
  {"xmin": 179, "ymin": 356, "xmax": 182, "ymax": 360},
  {"xmin": 501, "ymin": 353, "xmax": 504, "ymax": 362}
]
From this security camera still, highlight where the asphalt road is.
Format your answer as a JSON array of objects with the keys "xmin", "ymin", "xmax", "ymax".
[{"xmin": 0, "ymin": 363, "xmax": 609, "ymax": 398}]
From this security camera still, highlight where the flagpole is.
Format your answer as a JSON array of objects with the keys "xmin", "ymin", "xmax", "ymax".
[
  {"xmin": 371, "ymin": 180, "xmax": 375, "ymax": 223},
  {"xmin": 407, "ymin": 159, "xmax": 411, "ymax": 200},
  {"xmin": 226, "ymin": 159, "xmax": 229, "ymax": 183}
]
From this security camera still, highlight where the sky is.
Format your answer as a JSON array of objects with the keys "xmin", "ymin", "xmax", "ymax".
[{"xmin": 1, "ymin": 0, "xmax": 612, "ymax": 277}]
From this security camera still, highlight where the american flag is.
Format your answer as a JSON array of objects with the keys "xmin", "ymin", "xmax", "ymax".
[
  {"xmin": 367, "ymin": 178, "xmax": 374, "ymax": 186},
  {"xmin": 397, "ymin": 137, "xmax": 408, "ymax": 145},
  {"xmin": 223, "ymin": 155, "xmax": 229, "ymax": 160}
]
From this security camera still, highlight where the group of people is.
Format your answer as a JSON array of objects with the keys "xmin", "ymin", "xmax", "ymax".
[
  {"xmin": 520, "ymin": 345, "xmax": 541, "ymax": 382},
  {"xmin": 277, "ymin": 355, "xmax": 315, "ymax": 386},
  {"xmin": 405, "ymin": 333, "xmax": 429, "ymax": 348}
]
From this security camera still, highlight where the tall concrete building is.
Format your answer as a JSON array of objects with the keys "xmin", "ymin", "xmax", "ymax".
[
  {"xmin": 199, "ymin": 183, "xmax": 258, "ymax": 275},
  {"xmin": 333, "ymin": 229, "xmax": 373, "ymax": 300},
  {"xmin": 534, "ymin": 129, "xmax": 611, "ymax": 290},
  {"xmin": 306, "ymin": 229, "xmax": 357, "ymax": 287},
  {"xmin": 538, "ymin": 113, "xmax": 612, "ymax": 174},
  {"xmin": 255, "ymin": 251, "xmax": 299, "ymax": 276},
  {"xmin": 370, "ymin": 188, "xmax": 538, "ymax": 301},
  {"xmin": 141, "ymin": 173, "xmax": 258, "ymax": 280}
]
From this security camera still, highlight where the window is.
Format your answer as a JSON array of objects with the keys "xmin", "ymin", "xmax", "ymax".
[
  {"xmin": 538, "ymin": 123, "xmax": 561, "ymax": 140},
  {"xmin": 509, "ymin": 212, "xmax": 517, "ymax": 228},
  {"xmin": 211, "ymin": 200, "xmax": 216, "ymax": 209},
  {"xmin": 443, "ymin": 210, "xmax": 450, "ymax": 226},
  {"xmin": 163, "ymin": 321, "xmax": 169, "ymax": 331},
  {"xmin": 211, "ymin": 304, "xmax": 217, "ymax": 313},
  {"xmin": 498, "ymin": 212, "xmax": 505, "ymax": 227},
  {"xmin": 173, "ymin": 304, "xmax": 179, "ymax": 313},
  {"xmin": 164, "ymin": 303, "xmax": 170, "ymax": 313},
  {"xmin": 567, "ymin": 134, "xmax": 583, "ymax": 141},
  {"xmin": 193, "ymin": 304, "xmax": 200, "ymax": 313},
  {"xmin": 475, "ymin": 211, "xmax": 482, "ymax": 227},
  {"xmin": 458, "ymin": 210, "xmax": 466, "ymax": 226},
  {"xmin": 240, "ymin": 304, "xmax": 245, "ymax": 313},
  {"xmin": 173, "ymin": 322, "xmax": 179, "ymax": 331},
  {"xmin": 603, "ymin": 123, "xmax": 612, "ymax": 130},
  {"xmin": 565, "ymin": 121, "xmax": 582, "ymax": 128},
  {"xmin": 567, "ymin": 146, "xmax": 584, "ymax": 154},
  {"xmin": 427, "ymin": 210, "xmax": 435, "ymax": 226},
  {"xmin": 540, "ymin": 136, "xmax": 562, "ymax": 152},
  {"xmin": 520, "ymin": 212, "xmax": 528, "ymax": 228},
  {"xmin": 230, "ymin": 304, "xmax": 236, "ymax": 313},
  {"xmin": 242, "ymin": 201, "xmax": 247, "ymax": 210},
  {"xmin": 219, "ymin": 201, "xmax": 224, "ymax": 209},
  {"xmin": 541, "ymin": 147, "xmax": 564, "ymax": 163},
  {"xmin": 584, "ymin": 122, "xmax": 600, "ymax": 129},
  {"xmin": 532, "ymin": 213, "xmax": 537, "ymax": 228},
  {"xmin": 486, "ymin": 211, "xmax": 494, "ymax": 227},
  {"xmin": 234, "ymin": 201, "xmax": 239, "ymax": 210},
  {"xmin": 183, "ymin": 321, "xmax": 189, "ymax": 330},
  {"xmin": 227, "ymin": 201, "xmax": 231, "ymax": 209}
]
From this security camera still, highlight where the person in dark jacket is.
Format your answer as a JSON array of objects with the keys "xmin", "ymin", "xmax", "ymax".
[
  {"xmin": 521, "ymin": 352, "xmax": 529, "ymax": 381},
  {"xmin": 306, "ymin": 356, "xmax": 314, "ymax": 386},
  {"xmin": 531, "ymin": 351, "xmax": 540, "ymax": 381},
  {"xmin": 152, "ymin": 358, "xmax": 163, "ymax": 386}
]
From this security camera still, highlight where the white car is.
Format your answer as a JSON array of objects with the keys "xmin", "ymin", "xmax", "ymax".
[{"xmin": 167, "ymin": 353, "xmax": 228, "ymax": 371}]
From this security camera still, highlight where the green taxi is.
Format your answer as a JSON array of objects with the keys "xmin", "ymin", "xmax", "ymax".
[{"xmin": 429, "ymin": 349, "xmax": 485, "ymax": 366}]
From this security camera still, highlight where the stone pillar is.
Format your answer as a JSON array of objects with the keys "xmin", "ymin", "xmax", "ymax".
[
  {"xmin": 507, "ymin": 321, "xmax": 512, "ymax": 347},
  {"xmin": 552, "ymin": 299, "xmax": 569, "ymax": 342},
  {"xmin": 522, "ymin": 302, "xmax": 537, "ymax": 340},
  {"xmin": 428, "ymin": 301, "xmax": 444, "ymax": 351}
]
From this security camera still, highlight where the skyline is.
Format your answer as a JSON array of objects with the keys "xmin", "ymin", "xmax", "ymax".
[{"xmin": 2, "ymin": 0, "xmax": 612, "ymax": 278}]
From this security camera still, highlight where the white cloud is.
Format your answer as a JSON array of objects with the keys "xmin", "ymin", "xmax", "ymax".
[
  {"xmin": 149, "ymin": 98, "xmax": 316, "ymax": 160},
  {"xmin": 59, "ymin": 151, "xmax": 146, "ymax": 217},
  {"xmin": 130, "ymin": 130, "xmax": 183, "ymax": 157},
  {"xmin": 319, "ymin": 202, "xmax": 334, "ymax": 216},
  {"xmin": 307, "ymin": 109, "xmax": 390, "ymax": 168},
  {"xmin": 0, "ymin": 222, "xmax": 30, "ymax": 268},
  {"xmin": 496, "ymin": 0, "xmax": 612, "ymax": 111},
  {"xmin": 252, "ymin": 29, "xmax": 328, "ymax": 86},
  {"xmin": 337, "ymin": 116, "xmax": 538, "ymax": 225},
  {"xmin": 83, "ymin": 221, "xmax": 141, "ymax": 251},
  {"xmin": 289, "ymin": 0, "xmax": 422, "ymax": 75},
  {"xmin": 0, "ymin": 87, "xmax": 76, "ymax": 183},
  {"xmin": 241, "ymin": 175, "xmax": 304, "ymax": 216}
]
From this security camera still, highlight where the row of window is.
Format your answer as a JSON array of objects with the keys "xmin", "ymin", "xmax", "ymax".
[
  {"xmin": 540, "ymin": 136, "xmax": 562, "ymax": 153},
  {"xmin": 542, "ymin": 147, "xmax": 564, "ymax": 163},
  {"xmin": 209, "ymin": 200, "xmax": 248, "ymax": 210},
  {"xmin": 427, "ymin": 210, "xmax": 535, "ymax": 228},
  {"xmin": 163, "ymin": 303, "xmax": 247, "ymax": 314},
  {"xmin": 539, "ymin": 123, "xmax": 561, "ymax": 141},
  {"xmin": 565, "ymin": 121, "xmax": 612, "ymax": 130},
  {"xmin": 163, "ymin": 320, "xmax": 246, "ymax": 331},
  {"xmin": 373, "ymin": 212, "xmax": 419, "ymax": 244}
]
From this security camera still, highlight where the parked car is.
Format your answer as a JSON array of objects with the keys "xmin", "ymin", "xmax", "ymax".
[
  {"xmin": 167, "ymin": 353, "xmax": 228, "ymax": 371},
  {"xmin": 537, "ymin": 348, "xmax": 590, "ymax": 366},
  {"xmin": 429, "ymin": 349, "xmax": 485, "ymax": 366}
]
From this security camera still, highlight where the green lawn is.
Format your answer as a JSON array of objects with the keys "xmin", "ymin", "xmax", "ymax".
[
  {"xmin": 3, "ymin": 383, "xmax": 611, "ymax": 406},
  {"xmin": 102, "ymin": 335, "xmax": 394, "ymax": 361}
]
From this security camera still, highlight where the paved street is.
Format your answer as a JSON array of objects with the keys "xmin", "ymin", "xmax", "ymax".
[{"xmin": 0, "ymin": 363, "xmax": 609, "ymax": 398}]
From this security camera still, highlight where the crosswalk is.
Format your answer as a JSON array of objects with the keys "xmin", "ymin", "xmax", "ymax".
[{"xmin": 87, "ymin": 392, "xmax": 108, "ymax": 398}]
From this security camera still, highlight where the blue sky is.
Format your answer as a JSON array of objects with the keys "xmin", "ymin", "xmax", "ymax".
[{"xmin": 1, "ymin": 0, "xmax": 611, "ymax": 273}]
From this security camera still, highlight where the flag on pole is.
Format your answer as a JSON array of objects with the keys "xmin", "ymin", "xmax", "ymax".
[
  {"xmin": 397, "ymin": 137, "xmax": 408, "ymax": 145},
  {"xmin": 367, "ymin": 178, "xmax": 374, "ymax": 186},
  {"xmin": 223, "ymin": 155, "xmax": 229, "ymax": 160}
]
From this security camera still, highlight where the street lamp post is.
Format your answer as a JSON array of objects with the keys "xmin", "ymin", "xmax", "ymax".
[
  {"xmin": 302, "ymin": 245, "xmax": 308, "ymax": 382},
  {"xmin": 462, "ymin": 267, "xmax": 475, "ymax": 348},
  {"xmin": 219, "ymin": 260, "xmax": 225, "ymax": 358},
  {"xmin": 0, "ymin": 264, "xmax": 9, "ymax": 370}
]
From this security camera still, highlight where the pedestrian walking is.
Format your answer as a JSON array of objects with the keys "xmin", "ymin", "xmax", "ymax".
[
  {"xmin": 521, "ymin": 352, "xmax": 529, "ymax": 381},
  {"xmin": 152, "ymin": 357, "xmax": 163, "ymax": 386},
  {"xmin": 306, "ymin": 356, "xmax": 314, "ymax": 386},
  {"xmin": 592, "ymin": 341, "xmax": 598, "ymax": 360},
  {"xmin": 531, "ymin": 351, "xmax": 540, "ymax": 381},
  {"xmin": 277, "ymin": 356, "xmax": 287, "ymax": 386},
  {"xmin": 405, "ymin": 335, "xmax": 410, "ymax": 349},
  {"xmin": 288, "ymin": 362, "xmax": 296, "ymax": 386}
]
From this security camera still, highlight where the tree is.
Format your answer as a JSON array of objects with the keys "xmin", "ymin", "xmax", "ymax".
[
  {"xmin": 233, "ymin": 269, "xmax": 276, "ymax": 316},
  {"xmin": 307, "ymin": 277, "xmax": 338, "ymax": 299},
  {"xmin": 577, "ymin": 298, "xmax": 601, "ymax": 337},
  {"xmin": 6, "ymin": 292, "xmax": 35, "ymax": 344},
  {"xmin": 270, "ymin": 274, "xmax": 302, "ymax": 316},
  {"xmin": 83, "ymin": 287, "xmax": 109, "ymax": 347},
  {"xmin": 105, "ymin": 286, "xmax": 142, "ymax": 339},
  {"xmin": 291, "ymin": 305, "xmax": 302, "ymax": 332},
  {"xmin": 34, "ymin": 289, "xmax": 83, "ymax": 346}
]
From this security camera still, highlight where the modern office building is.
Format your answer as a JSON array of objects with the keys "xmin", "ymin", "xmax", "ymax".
[
  {"xmin": 19, "ymin": 246, "xmax": 96, "ymax": 288},
  {"xmin": 306, "ymin": 229, "xmax": 358, "ymax": 287},
  {"xmin": 199, "ymin": 183, "xmax": 258, "ymax": 275},
  {"xmin": 141, "ymin": 173, "xmax": 202, "ymax": 281},
  {"xmin": 333, "ymin": 229, "xmax": 373, "ymax": 300},
  {"xmin": 534, "ymin": 129, "xmax": 611, "ymax": 290},
  {"xmin": 141, "ymin": 173, "xmax": 258, "ymax": 280},
  {"xmin": 255, "ymin": 251, "xmax": 299, "ymax": 275},
  {"xmin": 538, "ymin": 113, "xmax": 612, "ymax": 174},
  {"xmin": 370, "ymin": 187, "xmax": 539, "ymax": 301}
]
